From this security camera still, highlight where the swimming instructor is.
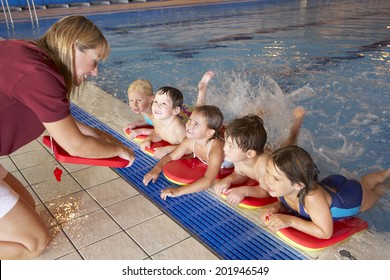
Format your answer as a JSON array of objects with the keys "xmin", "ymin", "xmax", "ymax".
[{"xmin": 0, "ymin": 15, "xmax": 135, "ymax": 259}]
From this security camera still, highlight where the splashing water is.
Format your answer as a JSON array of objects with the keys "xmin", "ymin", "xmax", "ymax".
[{"xmin": 206, "ymin": 71, "xmax": 304, "ymax": 150}]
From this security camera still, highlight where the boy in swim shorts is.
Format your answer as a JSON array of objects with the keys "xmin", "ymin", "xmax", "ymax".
[{"xmin": 214, "ymin": 108, "xmax": 305, "ymax": 206}]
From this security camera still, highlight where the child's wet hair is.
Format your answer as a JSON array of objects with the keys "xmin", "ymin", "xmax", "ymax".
[
  {"xmin": 156, "ymin": 86, "xmax": 183, "ymax": 108},
  {"xmin": 271, "ymin": 145, "xmax": 319, "ymax": 206},
  {"xmin": 128, "ymin": 79, "xmax": 153, "ymax": 97},
  {"xmin": 225, "ymin": 114, "xmax": 267, "ymax": 154},
  {"xmin": 194, "ymin": 105, "xmax": 224, "ymax": 140}
]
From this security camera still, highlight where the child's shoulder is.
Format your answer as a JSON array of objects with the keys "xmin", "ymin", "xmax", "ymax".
[
  {"xmin": 170, "ymin": 117, "xmax": 186, "ymax": 131},
  {"xmin": 212, "ymin": 138, "xmax": 225, "ymax": 148},
  {"xmin": 256, "ymin": 153, "xmax": 270, "ymax": 169}
]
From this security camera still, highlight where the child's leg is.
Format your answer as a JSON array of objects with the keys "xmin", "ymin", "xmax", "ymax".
[
  {"xmin": 196, "ymin": 71, "xmax": 214, "ymax": 107},
  {"xmin": 281, "ymin": 107, "xmax": 305, "ymax": 147},
  {"xmin": 360, "ymin": 168, "xmax": 390, "ymax": 211}
]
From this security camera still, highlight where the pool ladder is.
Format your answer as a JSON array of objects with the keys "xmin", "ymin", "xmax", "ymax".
[{"xmin": 1, "ymin": 0, "xmax": 39, "ymax": 30}]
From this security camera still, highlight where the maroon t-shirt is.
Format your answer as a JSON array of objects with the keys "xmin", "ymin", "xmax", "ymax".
[{"xmin": 0, "ymin": 40, "xmax": 70, "ymax": 155}]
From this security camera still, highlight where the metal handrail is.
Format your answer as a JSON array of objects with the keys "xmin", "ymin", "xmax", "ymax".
[
  {"xmin": 1, "ymin": 0, "xmax": 14, "ymax": 30},
  {"xmin": 26, "ymin": 0, "xmax": 39, "ymax": 28}
]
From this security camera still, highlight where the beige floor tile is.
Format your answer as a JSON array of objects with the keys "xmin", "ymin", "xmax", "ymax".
[
  {"xmin": 10, "ymin": 148, "xmax": 53, "ymax": 169},
  {"xmin": 127, "ymin": 214, "xmax": 190, "ymax": 255},
  {"xmin": 152, "ymin": 237, "xmax": 219, "ymax": 260},
  {"xmin": 61, "ymin": 209, "xmax": 122, "ymax": 249},
  {"xmin": 79, "ymin": 232, "xmax": 148, "ymax": 260},
  {"xmin": 45, "ymin": 190, "xmax": 101, "ymax": 224},
  {"xmin": 71, "ymin": 166, "xmax": 120, "ymax": 189},
  {"xmin": 32, "ymin": 173, "xmax": 83, "ymax": 203},
  {"xmin": 10, "ymin": 139, "xmax": 43, "ymax": 155},
  {"xmin": 35, "ymin": 226, "xmax": 77, "ymax": 260},
  {"xmin": 87, "ymin": 177, "xmax": 139, "ymax": 207},
  {"xmin": 21, "ymin": 161, "xmax": 67, "ymax": 185},
  {"xmin": 105, "ymin": 195, "xmax": 162, "ymax": 229},
  {"xmin": 60, "ymin": 162, "xmax": 92, "ymax": 173},
  {"xmin": 57, "ymin": 251, "xmax": 84, "ymax": 260}
]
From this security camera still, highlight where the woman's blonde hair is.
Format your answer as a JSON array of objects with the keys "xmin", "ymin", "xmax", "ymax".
[{"xmin": 35, "ymin": 15, "xmax": 110, "ymax": 99}]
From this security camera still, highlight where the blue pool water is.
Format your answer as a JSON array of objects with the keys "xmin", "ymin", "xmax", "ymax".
[{"xmin": 1, "ymin": 0, "xmax": 389, "ymax": 230}]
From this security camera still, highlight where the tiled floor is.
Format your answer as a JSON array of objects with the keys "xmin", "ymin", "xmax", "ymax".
[{"xmin": 0, "ymin": 133, "xmax": 219, "ymax": 260}]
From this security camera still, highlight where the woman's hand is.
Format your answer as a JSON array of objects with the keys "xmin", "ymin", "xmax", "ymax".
[{"xmin": 118, "ymin": 146, "xmax": 135, "ymax": 167}]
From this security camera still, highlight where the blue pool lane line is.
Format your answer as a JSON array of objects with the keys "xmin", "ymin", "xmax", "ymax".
[{"xmin": 70, "ymin": 103, "xmax": 307, "ymax": 260}]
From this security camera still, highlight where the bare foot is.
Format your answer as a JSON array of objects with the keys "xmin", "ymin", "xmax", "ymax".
[
  {"xmin": 198, "ymin": 71, "xmax": 215, "ymax": 92},
  {"xmin": 196, "ymin": 71, "xmax": 215, "ymax": 107},
  {"xmin": 281, "ymin": 107, "xmax": 305, "ymax": 147},
  {"xmin": 293, "ymin": 107, "xmax": 305, "ymax": 124}
]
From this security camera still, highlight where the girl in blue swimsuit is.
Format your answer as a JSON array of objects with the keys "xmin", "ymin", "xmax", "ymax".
[{"xmin": 260, "ymin": 145, "xmax": 389, "ymax": 239}]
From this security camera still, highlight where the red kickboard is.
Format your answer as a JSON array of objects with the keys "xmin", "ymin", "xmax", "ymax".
[
  {"xmin": 221, "ymin": 179, "xmax": 278, "ymax": 209},
  {"xmin": 163, "ymin": 157, "xmax": 234, "ymax": 185},
  {"xmin": 144, "ymin": 140, "xmax": 173, "ymax": 156},
  {"xmin": 125, "ymin": 127, "xmax": 172, "ymax": 156},
  {"xmin": 277, "ymin": 216, "xmax": 368, "ymax": 251},
  {"xmin": 124, "ymin": 126, "xmax": 153, "ymax": 143},
  {"xmin": 42, "ymin": 135, "xmax": 129, "ymax": 168}
]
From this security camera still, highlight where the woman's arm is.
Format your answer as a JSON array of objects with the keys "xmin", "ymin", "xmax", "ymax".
[{"xmin": 43, "ymin": 115, "xmax": 134, "ymax": 165}]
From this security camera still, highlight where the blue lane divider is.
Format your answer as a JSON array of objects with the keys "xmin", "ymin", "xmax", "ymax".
[{"xmin": 70, "ymin": 103, "xmax": 307, "ymax": 260}]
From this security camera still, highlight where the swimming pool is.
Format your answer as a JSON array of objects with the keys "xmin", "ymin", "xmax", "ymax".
[{"xmin": 1, "ymin": 0, "xmax": 389, "ymax": 230}]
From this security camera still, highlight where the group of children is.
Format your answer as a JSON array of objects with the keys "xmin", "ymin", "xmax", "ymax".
[{"xmin": 123, "ymin": 71, "xmax": 389, "ymax": 239}]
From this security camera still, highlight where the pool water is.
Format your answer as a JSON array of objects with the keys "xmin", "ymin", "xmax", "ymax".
[{"xmin": 1, "ymin": 0, "xmax": 389, "ymax": 230}]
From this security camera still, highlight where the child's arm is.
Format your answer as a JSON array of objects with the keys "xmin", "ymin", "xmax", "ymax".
[
  {"xmin": 265, "ymin": 192, "xmax": 334, "ymax": 239},
  {"xmin": 160, "ymin": 141, "xmax": 224, "ymax": 200},
  {"xmin": 259, "ymin": 200, "xmax": 283, "ymax": 224},
  {"xmin": 139, "ymin": 130, "xmax": 163, "ymax": 152},
  {"xmin": 153, "ymin": 145, "xmax": 178, "ymax": 160},
  {"xmin": 143, "ymin": 139, "xmax": 190, "ymax": 186},
  {"xmin": 125, "ymin": 127, "xmax": 154, "ymax": 139},
  {"xmin": 224, "ymin": 184, "xmax": 270, "ymax": 206},
  {"xmin": 123, "ymin": 119, "xmax": 148, "ymax": 131},
  {"xmin": 214, "ymin": 171, "xmax": 248, "ymax": 196}
]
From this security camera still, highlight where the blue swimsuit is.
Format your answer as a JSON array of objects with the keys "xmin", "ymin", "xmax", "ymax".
[
  {"xmin": 142, "ymin": 113, "xmax": 154, "ymax": 126},
  {"xmin": 279, "ymin": 174, "xmax": 362, "ymax": 220}
]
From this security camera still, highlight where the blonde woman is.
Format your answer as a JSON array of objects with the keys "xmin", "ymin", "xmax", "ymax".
[{"xmin": 0, "ymin": 15, "xmax": 135, "ymax": 259}]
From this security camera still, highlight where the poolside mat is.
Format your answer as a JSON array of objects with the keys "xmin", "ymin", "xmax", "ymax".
[{"xmin": 70, "ymin": 103, "xmax": 307, "ymax": 260}]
